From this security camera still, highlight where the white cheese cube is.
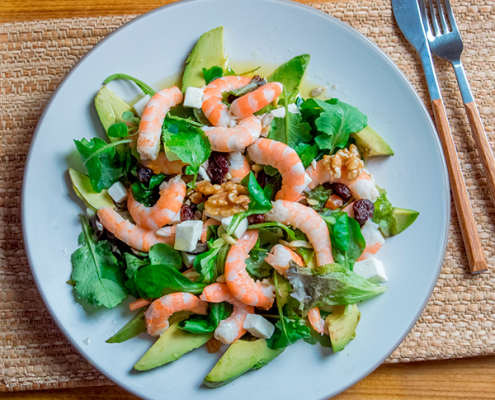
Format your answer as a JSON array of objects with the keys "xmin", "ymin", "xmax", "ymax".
[
  {"xmin": 221, "ymin": 215, "xmax": 248, "ymax": 239},
  {"xmin": 174, "ymin": 220, "xmax": 204, "ymax": 252},
  {"xmin": 133, "ymin": 95, "xmax": 151, "ymax": 117},
  {"xmin": 181, "ymin": 252, "xmax": 197, "ymax": 269},
  {"xmin": 183, "ymin": 87, "xmax": 204, "ymax": 108},
  {"xmin": 198, "ymin": 166, "xmax": 211, "ymax": 182},
  {"xmin": 353, "ymin": 257, "xmax": 388, "ymax": 283},
  {"xmin": 107, "ymin": 181, "xmax": 128, "ymax": 203},
  {"xmin": 243, "ymin": 314, "xmax": 275, "ymax": 339},
  {"xmin": 164, "ymin": 145, "xmax": 181, "ymax": 162},
  {"xmin": 270, "ymin": 103, "xmax": 300, "ymax": 118}
]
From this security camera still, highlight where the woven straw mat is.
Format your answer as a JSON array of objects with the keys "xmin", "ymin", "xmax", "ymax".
[{"xmin": 1, "ymin": 0, "xmax": 494, "ymax": 392}]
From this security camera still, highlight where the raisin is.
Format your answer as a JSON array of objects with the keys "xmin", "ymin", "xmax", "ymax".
[
  {"xmin": 207, "ymin": 152, "xmax": 230, "ymax": 184},
  {"xmin": 247, "ymin": 214, "xmax": 265, "ymax": 224},
  {"xmin": 206, "ymin": 338, "xmax": 222, "ymax": 353},
  {"xmin": 227, "ymin": 94, "xmax": 238, "ymax": 104},
  {"xmin": 330, "ymin": 183, "xmax": 352, "ymax": 201},
  {"xmin": 256, "ymin": 170, "xmax": 269, "ymax": 188},
  {"xmin": 137, "ymin": 167, "xmax": 153, "ymax": 186},
  {"xmin": 181, "ymin": 204, "xmax": 195, "ymax": 222},
  {"xmin": 353, "ymin": 199, "xmax": 374, "ymax": 226},
  {"xmin": 325, "ymin": 195, "xmax": 343, "ymax": 210}
]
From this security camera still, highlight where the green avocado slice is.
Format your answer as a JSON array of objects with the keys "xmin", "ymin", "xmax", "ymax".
[
  {"xmin": 106, "ymin": 309, "xmax": 146, "ymax": 344},
  {"xmin": 134, "ymin": 312, "xmax": 211, "ymax": 371},
  {"xmin": 203, "ymin": 339, "xmax": 284, "ymax": 388},
  {"xmin": 68, "ymin": 168, "xmax": 115, "ymax": 211},
  {"xmin": 325, "ymin": 304, "xmax": 361, "ymax": 353},
  {"xmin": 182, "ymin": 26, "xmax": 227, "ymax": 92},
  {"xmin": 94, "ymin": 85, "xmax": 132, "ymax": 134},
  {"xmin": 351, "ymin": 126, "xmax": 394, "ymax": 158},
  {"xmin": 390, "ymin": 207, "xmax": 420, "ymax": 236}
]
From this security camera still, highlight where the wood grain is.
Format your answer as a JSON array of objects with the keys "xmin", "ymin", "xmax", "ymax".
[
  {"xmin": 464, "ymin": 101, "xmax": 495, "ymax": 203},
  {"xmin": 431, "ymin": 98, "xmax": 487, "ymax": 273},
  {"xmin": 1, "ymin": 356, "xmax": 494, "ymax": 399}
]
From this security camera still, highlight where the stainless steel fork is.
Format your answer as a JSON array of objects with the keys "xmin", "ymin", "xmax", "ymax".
[{"xmin": 419, "ymin": 0, "xmax": 495, "ymax": 201}]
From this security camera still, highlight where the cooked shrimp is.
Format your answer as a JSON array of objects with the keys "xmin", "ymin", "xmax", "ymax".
[
  {"xmin": 225, "ymin": 230, "xmax": 275, "ymax": 310},
  {"xmin": 308, "ymin": 307, "xmax": 327, "ymax": 334},
  {"xmin": 305, "ymin": 162, "xmax": 379, "ymax": 202},
  {"xmin": 202, "ymin": 115, "xmax": 261, "ymax": 152},
  {"xmin": 357, "ymin": 220, "xmax": 385, "ymax": 261},
  {"xmin": 228, "ymin": 152, "xmax": 251, "ymax": 182},
  {"xmin": 141, "ymin": 152, "xmax": 185, "ymax": 175},
  {"xmin": 265, "ymin": 244, "xmax": 303, "ymax": 277},
  {"xmin": 137, "ymin": 86, "xmax": 183, "ymax": 161},
  {"xmin": 247, "ymin": 138, "xmax": 312, "ymax": 202},
  {"xmin": 127, "ymin": 175, "xmax": 186, "ymax": 230},
  {"xmin": 230, "ymin": 82, "xmax": 283, "ymax": 119},
  {"xmin": 129, "ymin": 298, "xmax": 151, "ymax": 311},
  {"xmin": 202, "ymin": 76, "xmax": 252, "ymax": 127},
  {"xmin": 145, "ymin": 293, "xmax": 207, "ymax": 337},
  {"xmin": 98, "ymin": 207, "xmax": 175, "ymax": 252},
  {"xmin": 200, "ymin": 283, "xmax": 254, "ymax": 344},
  {"xmin": 201, "ymin": 218, "xmax": 221, "ymax": 243}
]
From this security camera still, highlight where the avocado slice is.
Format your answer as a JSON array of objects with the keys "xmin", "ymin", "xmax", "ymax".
[
  {"xmin": 106, "ymin": 309, "xmax": 146, "ymax": 344},
  {"xmin": 203, "ymin": 339, "xmax": 284, "ymax": 388},
  {"xmin": 182, "ymin": 26, "xmax": 227, "ymax": 92},
  {"xmin": 325, "ymin": 304, "xmax": 361, "ymax": 353},
  {"xmin": 134, "ymin": 312, "xmax": 211, "ymax": 371},
  {"xmin": 351, "ymin": 126, "xmax": 394, "ymax": 158},
  {"xmin": 390, "ymin": 207, "xmax": 419, "ymax": 236},
  {"xmin": 94, "ymin": 86, "xmax": 132, "ymax": 133},
  {"xmin": 68, "ymin": 168, "xmax": 115, "ymax": 211}
]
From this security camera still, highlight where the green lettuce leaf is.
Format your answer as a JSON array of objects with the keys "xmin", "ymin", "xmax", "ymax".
[
  {"xmin": 178, "ymin": 302, "xmax": 232, "ymax": 334},
  {"xmin": 267, "ymin": 54, "xmax": 310, "ymax": 104},
  {"xmin": 149, "ymin": 243, "xmax": 182, "ymax": 269},
  {"xmin": 372, "ymin": 187, "xmax": 395, "ymax": 237},
  {"xmin": 268, "ymin": 112, "xmax": 312, "ymax": 150},
  {"xmin": 286, "ymin": 263, "xmax": 387, "ymax": 313},
  {"xmin": 295, "ymin": 143, "xmax": 319, "ymax": 168}
]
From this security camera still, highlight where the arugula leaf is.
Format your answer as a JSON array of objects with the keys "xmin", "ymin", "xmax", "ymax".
[
  {"xmin": 295, "ymin": 143, "xmax": 319, "ymax": 169},
  {"xmin": 178, "ymin": 302, "xmax": 232, "ymax": 334},
  {"xmin": 135, "ymin": 264, "xmax": 206, "ymax": 299},
  {"xmin": 246, "ymin": 244, "xmax": 272, "ymax": 279},
  {"xmin": 305, "ymin": 185, "xmax": 332, "ymax": 210},
  {"xmin": 304, "ymin": 325, "xmax": 333, "ymax": 348},
  {"xmin": 267, "ymin": 54, "xmax": 310, "ymax": 104},
  {"xmin": 70, "ymin": 215, "xmax": 127, "ymax": 308},
  {"xmin": 103, "ymin": 73, "xmax": 156, "ymax": 97},
  {"xmin": 268, "ymin": 112, "xmax": 312, "ymax": 149},
  {"xmin": 372, "ymin": 187, "xmax": 395, "ymax": 237},
  {"xmin": 74, "ymin": 138, "xmax": 131, "ymax": 193},
  {"xmin": 266, "ymin": 316, "xmax": 311, "ymax": 349},
  {"xmin": 248, "ymin": 222, "xmax": 297, "ymax": 242},
  {"xmin": 149, "ymin": 244, "xmax": 182, "ymax": 269},
  {"xmin": 131, "ymin": 174, "xmax": 165, "ymax": 207},
  {"xmin": 300, "ymin": 98, "xmax": 367, "ymax": 154},
  {"xmin": 202, "ymin": 66, "xmax": 224, "ymax": 85},
  {"xmin": 287, "ymin": 263, "xmax": 387, "ymax": 313}
]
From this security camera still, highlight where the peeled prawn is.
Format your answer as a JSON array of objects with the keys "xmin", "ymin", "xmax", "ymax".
[
  {"xmin": 265, "ymin": 244, "xmax": 303, "ymax": 277},
  {"xmin": 98, "ymin": 207, "xmax": 175, "ymax": 252},
  {"xmin": 145, "ymin": 292, "xmax": 207, "ymax": 336},
  {"xmin": 230, "ymin": 82, "xmax": 283, "ymax": 119},
  {"xmin": 247, "ymin": 138, "xmax": 312, "ymax": 202},
  {"xmin": 137, "ymin": 86, "xmax": 183, "ymax": 161},
  {"xmin": 202, "ymin": 76, "xmax": 252, "ymax": 127},
  {"xmin": 202, "ymin": 115, "xmax": 261, "ymax": 152},
  {"xmin": 127, "ymin": 175, "xmax": 186, "ymax": 230},
  {"xmin": 228, "ymin": 152, "xmax": 251, "ymax": 182},
  {"xmin": 141, "ymin": 152, "xmax": 185, "ymax": 175},
  {"xmin": 225, "ymin": 230, "xmax": 275, "ymax": 310},
  {"xmin": 200, "ymin": 283, "xmax": 254, "ymax": 344},
  {"xmin": 308, "ymin": 307, "xmax": 327, "ymax": 334}
]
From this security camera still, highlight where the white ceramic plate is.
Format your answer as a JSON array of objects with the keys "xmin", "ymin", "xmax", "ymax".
[{"xmin": 22, "ymin": 0, "xmax": 450, "ymax": 398}]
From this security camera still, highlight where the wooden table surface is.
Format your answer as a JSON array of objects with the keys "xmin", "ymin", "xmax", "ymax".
[{"xmin": 2, "ymin": 0, "xmax": 495, "ymax": 398}]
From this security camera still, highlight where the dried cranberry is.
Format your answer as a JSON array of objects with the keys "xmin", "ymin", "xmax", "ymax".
[
  {"xmin": 256, "ymin": 170, "xmax": 269, "ymax": 188},
  {"xmin": 353, "ymin": 199, "xmax": 374, "ymax": 226},
  {"xmin": 207, "ymin": 152, "xmax": 230, "ymax": 184},
  {"xmin": 247, "ymin": 214, "xmax": 265, "ymax": 224},
  {"xmin": 251, "ymin": 75, "xmax": 261, "ymax": 83},
  {"xmin": 331, "ymin": 183, "xmax": 352, "ymax": 201},
  {"xmin": 227, "ymin": 94, "xmax": 238, "ymax": 104},
  {"xmin": 137, "ymin": 167, "xmax": 153, "ymax": 186},
  {"xmin": 181, "ymin": 204, "xmax": 195, "ymax": 221}
]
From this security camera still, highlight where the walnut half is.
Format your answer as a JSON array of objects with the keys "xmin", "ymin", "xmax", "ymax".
[
  {"xmin": 322, "ymin": 144, "xmax": 364, "ymax": 181},
  {"xmin": 196, "ymin": 181, "xmax": 250, "ymax": 217}
]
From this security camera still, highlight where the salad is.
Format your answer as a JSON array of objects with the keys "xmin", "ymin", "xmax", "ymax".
[{"xmin": 68, "ymin": 26, "xmax": 419, "ymax": 387}]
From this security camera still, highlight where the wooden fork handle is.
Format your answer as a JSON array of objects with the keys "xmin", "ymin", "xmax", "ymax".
[
  {"xmin": 464, "ymin": 101, "xmax": 495, "ymax": 200},
  {"xmin": 432, "ymin": 99, "xmax": 487, "ymax": 274}
]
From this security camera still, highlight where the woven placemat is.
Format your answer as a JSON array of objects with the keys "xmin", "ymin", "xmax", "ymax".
[{"xmin": 1, "ymin": 0, "xmax": 494, "ymax": 392}]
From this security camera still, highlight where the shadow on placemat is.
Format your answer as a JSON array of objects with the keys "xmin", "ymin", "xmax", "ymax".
[{"xmin": 0, "ymin": 0, "xmax": 494, "ymax": 392}]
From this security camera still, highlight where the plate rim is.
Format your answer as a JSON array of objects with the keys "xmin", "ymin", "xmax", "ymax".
[{"xmin": 21, "ymin": 0, "xmax": 451, "ymax": 398}]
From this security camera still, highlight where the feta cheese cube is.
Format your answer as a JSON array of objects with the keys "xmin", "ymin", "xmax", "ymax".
[
  {"xmin": 353, "ymin": 257, "xmax": 388, "ymax": 283},
  {"xmin": 181, "ymin": 252, "xmax": 197, "ymax": 269},
  {"xmin": 221, "ymin": 215, "xmax": 248, "ymax": 239},
  {"xmin": 164, "ymin": 145, "xmax": 181, "ymax": 162},
  {"xmin": 174, "ymin": 220, "xmax": 204, "ymax": 252},
  {"xmin": 270, "ymin": 103, "xmax": 300, "ymax": 118},
  {"xmin": 183, "ymin": 87, "xmax": 204, "ymax": 108},
  {"xmin": 198, "ymin": 166, "xmax": 211, "ymax": 182},
  {"xmin": 107, "ymin": 181, "xmax": 128, "ymax": 203},
  {"xmin": 133, "ymin": 95, "xmax": 151, "ymax": 117},
  {"xmin": 243, "ymin": 314, "xmax": 275, "ymax": 339}
]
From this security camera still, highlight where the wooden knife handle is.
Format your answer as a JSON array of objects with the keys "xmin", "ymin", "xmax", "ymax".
[
  {"xmin": 432, "ymin": 98, "xmax": 487, "ymax": 274},
  {"xmin": 464, "ymin": 101, "xmax": 495, "ymax": 200}
]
